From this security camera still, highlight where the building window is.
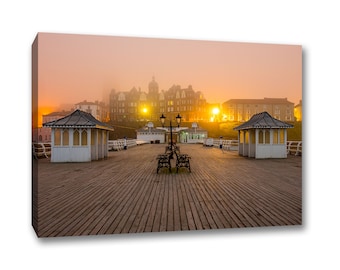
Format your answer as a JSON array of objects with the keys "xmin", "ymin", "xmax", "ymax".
[
  {"xmin": 118, "ymin": 93, "xmax": 125, "ymax": 101},
  {"xmin": 259, "ymin": 130, "xmax": 264, "ymax": 144},
  {"xmin": 265, "ymin": 130, "xmax": 270, "ymax": 144},
  {"xmin": 55, "ymin": 129, "xmax": 61, "ymax": 145},
  {"xmin": 273, "ymin": 129, "xmax": 278, "ymax": 144},
  {"xmin": 63, "ymin": 129, "xmax": 69, "ymax": 146},
  {"xmin": 73, "ymin": 129, "xmax": 80, "ymax": 145},
  {"xmin": 275, "ymin": 106, "xmax": 280, "ymax": 115},
  {"xmin": 280, "ymin": 129, "xmax": 285, "ymax": 144},
  {"xmin": 91, "ymin": 130, "xmax": 96, "ymax": 145},
  {"xmin": 81, "ymin": 130, "xmax": 88, "ymax": 146},
  {"xmin": 245, "ymin": 131, "xmax": 249, "ymax": 143},
  {"xmin": 250, "ymin": 130, "xmax": 256, "ymax": 144}
]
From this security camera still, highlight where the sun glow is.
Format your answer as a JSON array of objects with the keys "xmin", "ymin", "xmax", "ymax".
[{"xmin": 38, "ymin": 106, "xmax": 55, "ymax": 127}]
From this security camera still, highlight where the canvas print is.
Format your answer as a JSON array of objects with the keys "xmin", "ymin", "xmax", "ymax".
[{"xmin": 32, "ymin": 33, "xmax": 302, "ymax": 238}]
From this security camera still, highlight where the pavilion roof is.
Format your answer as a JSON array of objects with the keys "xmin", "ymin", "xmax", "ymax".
[
  {"xmin": 43, "ymin": 109, "xmax": 114, "ymax": 131},
  {"xmin": 234, "ymin": 111, "xmax": 293, "ymax": 130}
]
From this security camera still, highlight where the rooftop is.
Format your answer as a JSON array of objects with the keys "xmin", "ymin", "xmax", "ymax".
[
  {"xmin": 234, "ymin": 111, "xmax": 294, "ymax": 130},
  {"xmin": 224, "ymin": 97, "xmax": 294, "ymax": 105},
  {"xmin": 43, "ymin": 109, "xmax": 114, "ymax": 131}
]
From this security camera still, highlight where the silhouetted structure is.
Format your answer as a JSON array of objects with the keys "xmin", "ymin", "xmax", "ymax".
[
  {"xmin": 222, "ymin": 98, "xmax": 295, "ymax": 122},
  {"xmin": 294, "ymin": 100, "xmax": 302, "ymax": 121},
  {"xmin": 109, "ymin": 77, "xmax": 208, "ymax": 122}
]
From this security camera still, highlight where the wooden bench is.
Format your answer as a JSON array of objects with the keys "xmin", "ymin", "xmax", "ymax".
[
  {"xmin": 174, "ymin": 150, "xmax": 191, "ymax": 173},
  {"xmin": 157, "ymin": 145, "xmax": 191, "ymax": 173},
  {"xmin": 32, "ymin": 143, "xmax": 51, "ymax": 159},
  {"xmin": 287, "ymin": 141, "xmax": 302, "ymax": 156},
  {"xmin": 156, "ymin": 153, "xmax": 172, "ymax": 173}
]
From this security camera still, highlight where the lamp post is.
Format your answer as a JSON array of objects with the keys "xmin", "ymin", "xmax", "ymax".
[{"xmin": 160, "ymin": 113, "xmax": 182, "ymax": 154}]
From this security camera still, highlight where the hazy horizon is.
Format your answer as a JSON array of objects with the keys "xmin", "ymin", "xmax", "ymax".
[{"xmin": 36, "ymin": 32, "xmax": 302, "ymax": 115}]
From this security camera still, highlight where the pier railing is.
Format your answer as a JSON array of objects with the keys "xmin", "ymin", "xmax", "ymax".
[
  {"xmin": 212, "ymin": 139, "xmax": 302, "ymax": 155},
  {"xmin": 32, "ymin": 139, "xmax": 302, "ymax": 158},
  {"xmin": 212, "ymin": 139, "xmax": 239, "ymax": 151},
  {"xmin": 108, "ymin": 139, "xmax": 148, "ymax": 151}
]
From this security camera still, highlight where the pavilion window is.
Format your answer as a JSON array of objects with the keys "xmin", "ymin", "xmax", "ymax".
[
  {"xmin": 98, "ymin": 130, "xmax": 102, "ymax": 144},
  {"xmin": 73, "ymin": 129, "xmax": 80, "ymax": 145},
  {"xmin": 251, "ymin": 130, "xmax": 256, "ymax": 144},
  {"xmin": 91, "ymin": 129, "xmax": 96, "ymax": 145},
  {"xmin": 259, "ymin": 130, "xmax": 264, "ymax": 144},
  {"xmin": 81, "ymin": 129, "xmax": 88, "ymax": 146},
  {"xmin": 239, "ymin": 131, "xmax": 244, "ymax": 143},
  {"xmin": 273, "ymin": 129, "xmax": 278, "ymax": 144},
  {"xmin": 62, "ymin": 129, "xmax": 69, "ymax": 146},
  {"xmin": 280, "ymin": 129, "xmax": 285, "ymax": 144},
  {"xmin": 265, "ymin": 130, "xmax": 270, "ymax": 144},
  {"xmin": 245, "ymin": 131, "xmax": 249, "ymax": 144},
  {"xmin": 55, "ymin": 129, "xmax": 61, "ymax": 145}
]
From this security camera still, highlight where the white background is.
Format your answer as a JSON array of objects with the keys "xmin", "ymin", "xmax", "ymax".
[{"xmin": 1, "ymin": 1, "xmax": 339, "ymax": 269}]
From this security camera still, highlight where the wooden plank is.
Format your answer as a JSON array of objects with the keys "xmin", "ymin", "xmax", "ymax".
[{"xmin": 35, "ymin": 143, "xmax": 302, "ymax": 237}]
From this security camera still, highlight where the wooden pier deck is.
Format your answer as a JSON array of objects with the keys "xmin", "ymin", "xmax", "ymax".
[{"xmin": 33, "ymin": 144, "xmax": 302, "ymax": 237}]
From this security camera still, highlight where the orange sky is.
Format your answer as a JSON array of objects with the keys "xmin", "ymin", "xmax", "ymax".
[{"xmin": 36, "ymin": 32, "xmax": 302, "ymax": 112}]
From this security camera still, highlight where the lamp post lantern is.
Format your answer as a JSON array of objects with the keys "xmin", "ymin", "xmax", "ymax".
[{"xmin": 160, "ymin": 113, "xmax": 182, "ymax": 156}]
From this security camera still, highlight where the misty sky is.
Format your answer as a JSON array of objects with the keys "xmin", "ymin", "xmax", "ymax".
[{"xmin": 37, "ymin": 32, "xmax": 302, "ymax": 111}]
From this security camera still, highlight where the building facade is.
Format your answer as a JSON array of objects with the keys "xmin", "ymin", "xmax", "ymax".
[
  {"xmin": 74, "ymin": 100, "xmax": 109, "ymax": 122},
  {"xmin": 109, "ymin": 77, "xmax": 208, "ymax": 123},
  {"xmin": 294, "ymin": 100, "xmax": 302, "ymax": 121},
  {"xmin": 33, "ymin": 111, "xmax": 72, "ymax": 142},
  {"xmin": 222, "ymin": 98, "xmax": 295, "ymax": 122}
]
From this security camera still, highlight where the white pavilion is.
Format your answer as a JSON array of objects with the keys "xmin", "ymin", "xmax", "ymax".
[
  {"xmin": 43, "ymin": 109, "xmax": 114, "ymax": 162},
  {"xmin": 234, "ymin": 111, "xmax": 293, "ymax": 159}
]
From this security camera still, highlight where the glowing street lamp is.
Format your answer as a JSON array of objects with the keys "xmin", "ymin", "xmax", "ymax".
[
  {"xmin": 212, "ymin": 107, "xmax": 220, "ymax": 115},
  {"xmin": 211, "ymin": 107, "xmax": 220, "ymax": 122},
  {"xmin": 141, "ymin": 107, "xmax": 148, "ymax": 122},
  {"xmin": 160, "ymin": 113, "xmax": 182, "ymax": 154}
]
